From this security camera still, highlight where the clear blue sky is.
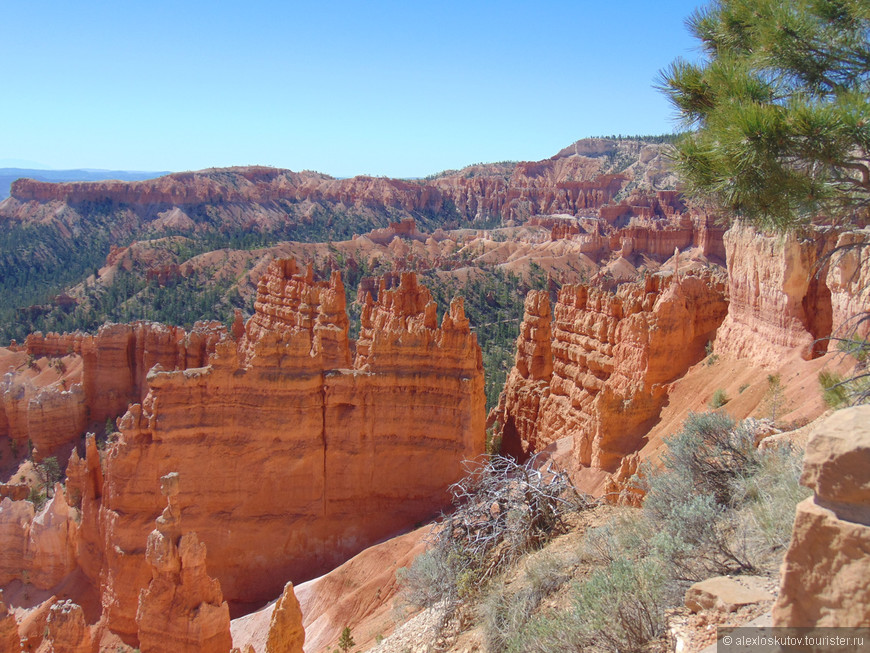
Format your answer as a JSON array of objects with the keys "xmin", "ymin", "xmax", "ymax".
[{"xmin": 2, "ymin": 1, "xmax": 704, "ymax": 178}]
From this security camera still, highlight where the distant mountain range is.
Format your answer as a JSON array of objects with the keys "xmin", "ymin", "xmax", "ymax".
[{"xmin": 0, "ymin": 168, "xmax": 170, "ymax": 200}]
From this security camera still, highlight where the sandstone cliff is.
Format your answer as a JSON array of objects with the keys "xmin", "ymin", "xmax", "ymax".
[
  {"xmin": 32, "ymin": 262, "xmax": 485, "ymax": 642},
  {"xmin": 714, "ymin": 223, "xmax": 870, "ymax": 366},
  {"xmin": 0, "ymin": 323, "xmax": 224, "ymax": 467},
  {"xmin": 0, "ymin": 486, "xmax": 79, "ymax": 590},
  {"xmin": 1, "ymin": 140, "xmax": 674, "ymax": 233},
  {"xmin": 491, "ymin": 269, "xmax": 728, "ymax": 471}
]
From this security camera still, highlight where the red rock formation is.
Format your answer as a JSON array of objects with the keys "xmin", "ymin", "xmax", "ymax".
[
  {"xmin": 0, "ymin": 487, "xmax": 79, "ymax": 590},
  {"xmin": 774, "ymin": 405, "xmax": 870, "ymax": 626},
  {"xmin": 264, "ymin": 582, "xmax": 304, "ymax": 653},
  {"xmin": 491, "ymin": 270, "xmax": 728, "ymax": 470},
  {"xmin": 0, "ymin": 498, "xmax": 33, "ymax": 586},
  {"xmin": 826, "ymin": 228, "xmax": 870, "ymax": 341},
  {"xmin": 136, "ymin": 472, "xmax": 232, "ymax": 653},
  {"xmin": 0, "ymin": 484, "xmax": 28, "ymax": 502},
  {"xmin": 0, "ymin": 323, "xmax": 222, "ymax": 464},
  {"xmin": 0, "ymin": 590, "xmax": 19, "ymax": 653},
  {"xmin": 46, "ymin": 600, "xmax": 92, "ymax": 653},
  {"xmin": 0, "ymin": 373, "xmax": 86, "ymax": 462},
  {"xmin": 0, "ymin": 140, "xmax": 676, "ymax": 235},
  {"xmin": 72, "ymin": 262, "xmax": 484, "ymax": 641},
  {"xmin": 78, "ymin": 321, "xmax": 223, "ymax": 424},
  {"xmin": 714, "ymin": 223, "xmax": 837, "ymax": 366}
]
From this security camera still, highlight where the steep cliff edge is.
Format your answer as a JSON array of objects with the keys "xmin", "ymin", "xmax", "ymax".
[
  {"xmin": 714, "ymin": 223, "xmax": 870, "ymax": 367},
  {"xmin": 0, "ymin": 322, "xmax": 223, "ymax": 465},
  {"xmin": 490, "ymin": 269, "xmax": 728, "ymax": 471},
  {"xmin": 45, "ymin": 261, "xmax": 485, "ymax": 641}
]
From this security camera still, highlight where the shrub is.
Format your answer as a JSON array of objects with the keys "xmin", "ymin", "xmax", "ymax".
[
  {"xmin": 710, "ymin": 388, "xmax": 729, "ymax": 408},
  {"xmin": 650, "ymin": 412, "xmax": 757, "ymax": 506},
  {"xmin": 572, "ymin": 557, "xmax": 674, "ymax": 653},
  {"xmin": 637, "ymin": 412, "xmax": 758, "ymax": 576},
  {"xmin": 819, "ymin": 370, "xmax": 849, "ymax": 409},
  {"xmin": 481, "ymin": 552, "xmax": 573, "ymax": 652},
  {"xmin": 731, "ymin": 444, "xmax": 811, "ymax": 552}
]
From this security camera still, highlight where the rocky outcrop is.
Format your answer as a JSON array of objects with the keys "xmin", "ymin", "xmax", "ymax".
[
  {"xmin": 136, "ymin": 472, "xmax": 233, "ymax": 653},
  {"xmin": 0, "ymin": 323, "xmax": 224, "ymax": 464},
  {"xmin": 774, "ymin": 405, "xmax": 870, "ymax": 627},
  {"xmin": 46, "ymin": 600, "xmax": 92, "ymax": 653},
  {"xmin": 265, "ymin": 582, "xmax": 305, "ymax": 653},
  {"xmin": 491, "ymin": 270, "xmax": 728, "ymax": 470},
  {"xmin": 685, "ymin": 576, "xmax": 772, "ymax": 614},
  {"xmin": 0, "ymin": 498, "xmax": 33, "ymax": 586},
  {"xmin": 714, "ymin": 223, "xmax": 839, "ymax": 366},
  {"xmin": 0, "ymin": 590, "xmax": 19, "ymax": 653},
  {"xmin": 0, "ymin": 487, "xmax": 79, "ymax": 589},
  {"xmin": 77, "ymin": 321, "xmax": 223, "ymax": 424},
  {"xmin": 826, "ymin": 227, "xmax": 870, "ymax": 341},
  {"xmin": 0, "ymin": 372, "xmax": 86, "ymax": 462},
  {"xmin": 0, "ymin": 140, "xmax": 679, "ymax": 246},
  {"xmin": 69, "ymin": 262, "xmax": 484, "ymax": 640}
]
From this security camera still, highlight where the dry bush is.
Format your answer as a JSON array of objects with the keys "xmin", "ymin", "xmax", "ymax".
[{"xmin": 397, "ymin": 454, "xmax": 594, "ymax": 631}]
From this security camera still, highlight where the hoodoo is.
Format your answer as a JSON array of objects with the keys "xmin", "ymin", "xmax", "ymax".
[
  {"xmin": 2, "ymin": 261, "xmax": 485, "ymax": 642},
  {"xmin": 490, "ymin": 269, "xmax": 728, "ymax": 470}
]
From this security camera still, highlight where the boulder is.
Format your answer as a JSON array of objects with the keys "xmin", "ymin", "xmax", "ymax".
[
  {"xmin": 685, "ymin": 576, "xmax": 772, "ymax": 613},
  {"xmin": 774, "ymin": 406, "xmax": 870, "ymax": 627}
]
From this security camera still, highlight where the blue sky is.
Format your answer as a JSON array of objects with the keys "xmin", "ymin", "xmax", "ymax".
[{"xmin": 2, "ymin": 1, "xmax": 703, "ymax": 177}]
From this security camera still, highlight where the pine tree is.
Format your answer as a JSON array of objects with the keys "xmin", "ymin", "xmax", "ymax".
[
  {"xmin": 337, "ymin": 626, "xmax": 355, "ymax": 653},
  {"xmin": 659, "ymin": 0, "xmax": 870, "ymax": 230}
]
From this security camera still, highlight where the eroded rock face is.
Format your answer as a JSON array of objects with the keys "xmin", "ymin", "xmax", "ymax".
[
  {"xmin": 83, "ymin": 262, "xmax": 484, "ymax": 638},
  {"xmin": 0, "ymin": 323, "xmax": 223, "ymax": 465},
  {"xmin": 0, "ymin": 590, "xmax": 20, "ymax": 653},
  {"xmin": 76, "ymin": 321, "xmax": 223, "ymax": 424},
  {"xmin": 0, "ymin": 487, "xmax": 79, "ymax": 589},
  {"xmin": 491, "ymin": 270, "xmax": 728, "ymax": 470},
  {"xmin": 265, "ymin": 582, "xmax": 305, "ymax": 653},
  {"xmin": 714, "ymin": 223, "xmax": 840, "ymax": 366},
  {"xmin": 826, "ymin": 227, "xmax": 870, "ymax": 342},
  {"xmin": 137, "ymin": 473, "xmax": 232, "ymax": 653},
  {"xmin": 774, "ymin": 405, "xmax": 870, "ymax": 627},
  {"xmin": 46, "ymin": 600, "xmax": 92, "ymax": 653},
  {"xmin": 0, "ymin": 372, "xmax": 86, "ymax": 463}
]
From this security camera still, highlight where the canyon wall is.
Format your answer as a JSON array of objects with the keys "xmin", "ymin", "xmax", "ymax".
[
  {"xmin": 50, "ymin": 261, "xmax": 485, "ymax": 640},
  {"xmin": 715, "ymin": 223, "xmax": 870, "ymax": 367},
  {"xmin": 1, "ymin": 160, "xmax": 624, "ymax": 227},
  {"xmin": 0, "ymin": 140, "xmax": 677, "ymax": 240},
  {"xmin": 491, "ymin": 269, "xmax": 728, "ymax": 471},
  {"xmin": 0, "ymin": 323, "xmax": 223, "ymax": 463}
]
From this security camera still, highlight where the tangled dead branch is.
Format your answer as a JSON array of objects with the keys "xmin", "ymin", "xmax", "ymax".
[{"xmin": 399, "ymin": 453, "xmax": 597, "ymax": 621}]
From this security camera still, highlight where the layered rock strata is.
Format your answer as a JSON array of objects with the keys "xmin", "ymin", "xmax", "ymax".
[
  {"xmin": 136, "ymin": 473, "xmax": 233, "ymax": 653},
  {"xmin": 714, "ymin": 223, "xmax": 836, "ymax": 365},
  {"xmin": 0, "ymin": 323, "xmax": 224, "ymax": 463},
  {"xmin": 491, "ymin": 270, "xmax": 728, "ymax": 470},
  {"xmin": 714, "ymin": 223, "xmax": 870, "ymax": 367},
  {"xmin": 24, "ymin": 322, "xmax": 223, "ymax": 425},
  {"xmin": 0, "ymin": 373, "xmax": 86, "ymax": 462},
  {"xmin": 0, "ymin": 486, "xmax": 79, "ymax": 589},
  {"xmin": 773, "ymin": 405, "xmax": 870, "ymax": 627},
  {"xmin": 67, "ymin": 262, "xmax": 483, "ymax": 640}
]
